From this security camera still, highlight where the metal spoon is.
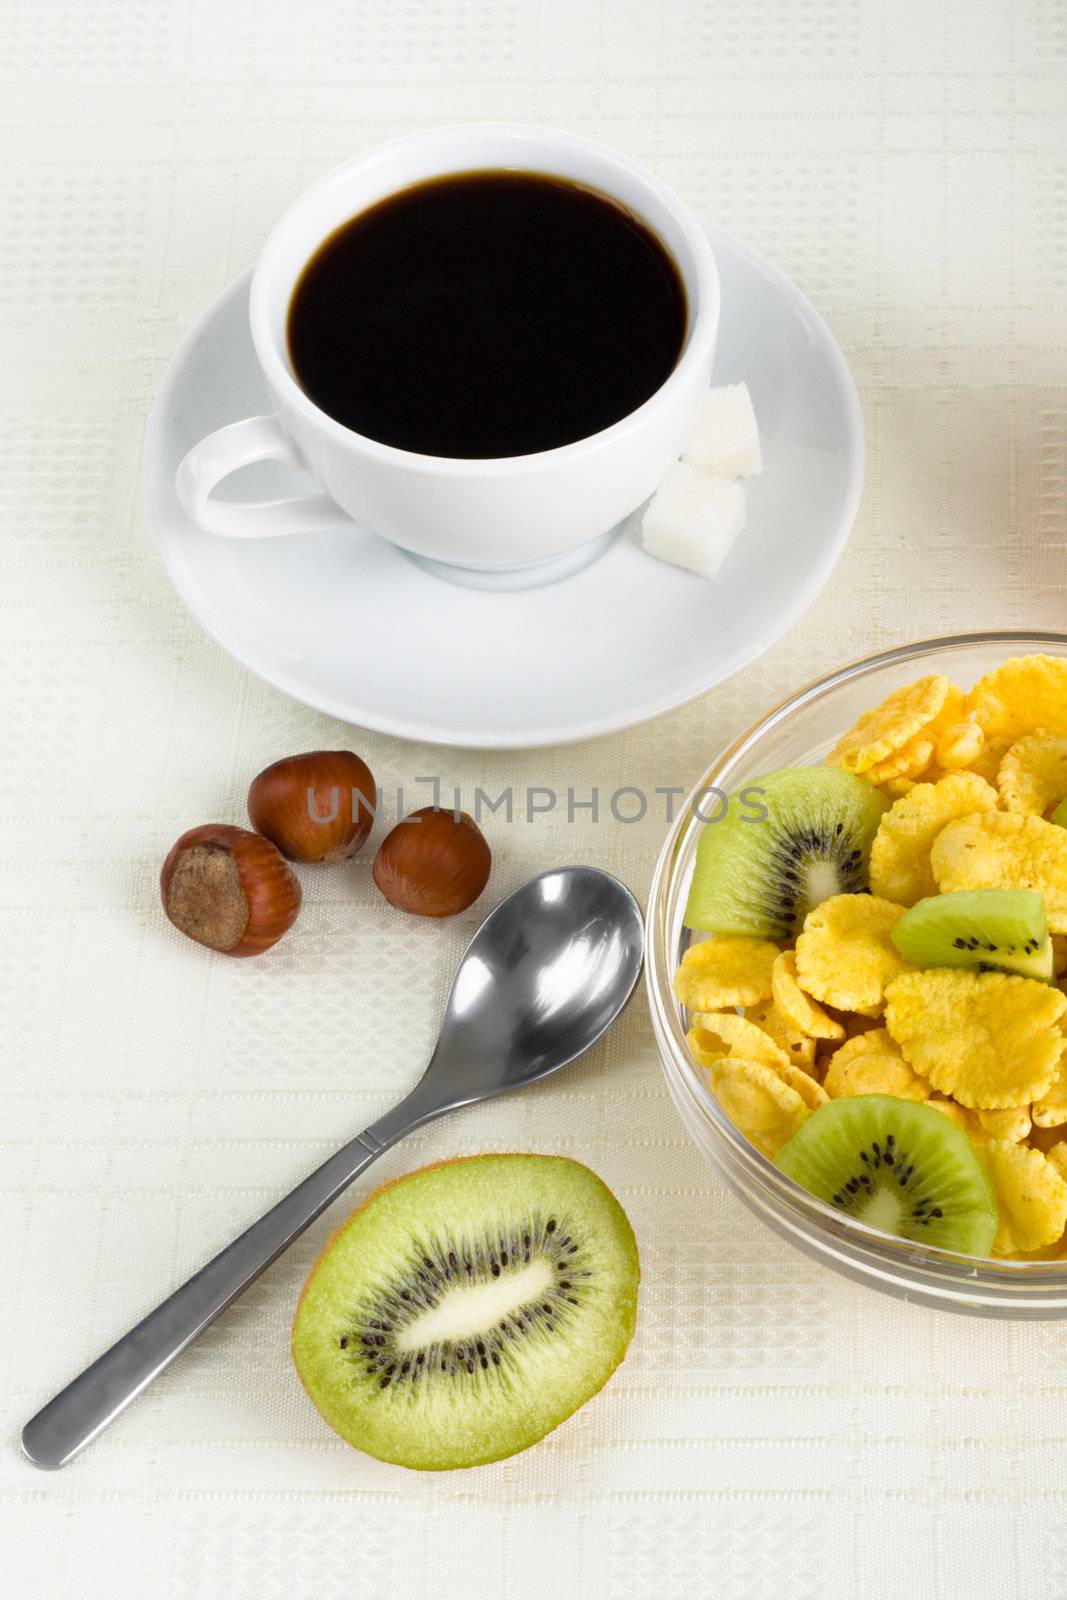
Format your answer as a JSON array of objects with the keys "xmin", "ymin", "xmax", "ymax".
[{"xmin": 22, "ymin": 866, "xmax": 644, "ymax": 1469}]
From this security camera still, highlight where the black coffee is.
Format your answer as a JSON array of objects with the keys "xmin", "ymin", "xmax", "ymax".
[{"xmin": 286, "ymin": 170, "xmax": 687, "ymax": 459}]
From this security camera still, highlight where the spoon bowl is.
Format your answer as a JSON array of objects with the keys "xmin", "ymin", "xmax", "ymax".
[{"xmin": 418, "ymin": 867, "xmax": 645, "ymax": 1113}]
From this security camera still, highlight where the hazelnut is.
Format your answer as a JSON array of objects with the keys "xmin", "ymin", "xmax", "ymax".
[
  {"xmin": 160, "ymin": 823, "xmax": 301, "ymax": 956},
  {"xmin": 248, "ymin": 750, "xmax": 376, "ymax": 864},
  {"xmin": 372, "ymin": 807, "xmax": 491, "ymax": 918}
]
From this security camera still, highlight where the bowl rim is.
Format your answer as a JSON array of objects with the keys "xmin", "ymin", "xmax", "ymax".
[{"xmin": 646, "ymin": 629, "xmax": 1067, "ymax": 1291}]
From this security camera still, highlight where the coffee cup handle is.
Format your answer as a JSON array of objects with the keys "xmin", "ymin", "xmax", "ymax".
[{"xmin": 175, "ymin": 416, "xmax": 355, "ymax": 538}]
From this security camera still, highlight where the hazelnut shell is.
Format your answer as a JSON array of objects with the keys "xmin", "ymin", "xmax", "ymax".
[
  {"xmin": 372, "ymin": 808, "xmax": 491, "ymax": 918},
  {"xmin": 160, "ymin": 823, "xmax": 301, "ymax": 956},
  {"xmin": 248, "ymin": 750, "xmax": 376, "ymax": 864}
]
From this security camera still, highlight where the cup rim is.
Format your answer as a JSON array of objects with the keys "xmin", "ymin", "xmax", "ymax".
[
  {"xmin": 646, "ymin": 629, "xmax": 1067, "ymax": 1298},
  {"xmin": 248, "ymin": 122, "xmax": 721, "ymax": 477}
]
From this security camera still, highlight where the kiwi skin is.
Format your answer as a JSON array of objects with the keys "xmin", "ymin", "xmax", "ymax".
[{"xmin": 291, "ymin": 1153, "xmax": 640, "ymax": 1471}]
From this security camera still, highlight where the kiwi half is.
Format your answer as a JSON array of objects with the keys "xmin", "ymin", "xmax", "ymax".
[
  {"xmin": 775, "ymin": 1095, "xmax": 998, "ymax": 1256},
  {"xmin": 684, "ymin": 766, "xmax": 888, "ymax": 938},
  {"xmin": 291, "ymin": 1154, "xmax": 639, "ymax": 1470},
  {"xmin": 891, "ymin": 888, "xmax": 1053, "ymax": 981}
]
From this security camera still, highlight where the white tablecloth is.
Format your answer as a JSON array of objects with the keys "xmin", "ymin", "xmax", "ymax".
[{"xmin": 3, "ymin": 3, "xmax": 1066, "ymax": 1596}]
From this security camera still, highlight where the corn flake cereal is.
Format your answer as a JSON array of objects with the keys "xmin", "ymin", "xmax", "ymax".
[
  {"xmin": 823, "ymin": 1027, "xmax": 899, "ymax": 1068},
  {"xmin": 981, "ymin": 1140, "xmax": 1067, "ymax": 1255},
  {"xmin": 743, "ymin": 998, "xmax": 818, "ymax": 1072},
  {"xmin": 1011, "ymin": 1236, "xmax": 1067, "ymax": 1261},
  {"xmin": 677, "ymin": 649, "xmax": 1067, "ymax": 1256},
  {"xmin": 927, "ymin": 1097, "xmax": 983, "ymax": 1140},
  {"xmin": 673, "ymin": 936, "xmax": 779, "ymax": 1011},
  {"xmin": 935, "ymin": 717, "xmax": 986, "ymax": 772},
  {"xmin": 687, "ymin": 1012, "xmax": 789, "ymax": 1071},
  {"xmin": 885, "ymin": 969, "xmax": 1066, "ymax": 1108},
  {"xmin": 976, "ymin": 1106, "xmax": 1031, "ymax": 1143},
  {"xmin": 879, "ymin": 775, "xmax": 921, "ymax": 799},
  {"xmin": 1032, "ymin": 1054, "xmax": 1067, "ymax": 1128},
  {"xmin": 964, "ymin": 655, "xmax": 1067, "ymax": 741},
  {"xmin": 824, "ymin": 1049, "xmax": 930, "ymax": 1102},
  {"xmin": 707, "ymin": 1057, "xmax": 811, "ymax": 1159},
  {"xmin": 930, "ymin": 809, "xmax": 1067, "ymax": 931},
  {"xmin": 828, "ymin": 675, "xmax": 953, "ymax": 774},
  {"xmin": 958, "ymin": 735, "xmax": 1012, "ymax": 787},
  {"xmin": 925, "ymin": 683, "xmax": 966, "ymax": 735},
  {"xmin": 869, "ymin": 771, "xmax": 998, "ymax": 906},
  {"xmin": 795, "ymin": 893, "xmax": 912, "ymax": 1013},
  {"xmin": 863, "ymin": 735, "xmax": 936, "ymax": 788},
  {"xmin": 997, "ymin": 733, "xmax": 1067, "ymax": 817},
  {"xmin": 771, "ymin": 950, "xmax": 845, "ymax": 1041},
  {"xmin": 1048, "ymin": 1143, "xmax": 1067, "ymax": 1183},
  {"xmin": 772, "ymin": 1058, "xmax": 829, "ymax": 1111}
]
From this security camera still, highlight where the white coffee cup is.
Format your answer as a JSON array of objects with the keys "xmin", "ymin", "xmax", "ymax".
[{"xmin": 176, "ymin": 123, "xmax": 719, "ymax": 576}]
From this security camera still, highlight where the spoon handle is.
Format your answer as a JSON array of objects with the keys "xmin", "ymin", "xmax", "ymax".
[{"xmin": 21, "ymin": 1097, "xmax": 424, "ymax": 1469}]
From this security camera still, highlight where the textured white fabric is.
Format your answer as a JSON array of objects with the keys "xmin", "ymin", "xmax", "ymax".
[{"xmin": 2, "ymin": 3, "xmax": 1067, "ymax": 1596}]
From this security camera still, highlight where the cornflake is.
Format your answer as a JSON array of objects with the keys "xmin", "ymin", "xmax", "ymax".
[
  {"xmin": 770, "ymin": 950, "xmax": 844, "ymax": 1040},
  {"xmin": 1032, "ymin": 1053, "xmax": 1067, "ymax": 1128},
  {"xmin": 673, "ymin": 936, "xmax": 779, "ymax": 1011},
  {"xmin": 964, "ymin": 655, "xmax": 1067, "ymax": 741},
  {"xmin": 996, "ymin": 733, "xmax": 1067, "ymax": 817},
  {"xmin": 960, "ymin": 735, "xmax": 1012, "ymax": 786},
  {"xmin": 687, "ymin": 1011, "xmax": 789, "ymax": 1071},
  {"xmin": 743, "ymin": 998, "xmax": 818, "ymax": 1072},
  {"xmin": 982, "ymin": 1140, "xmax": 1067, "ymax": 1255},
  {"xmin": 869, "ymin": 771, "xmax": 998, "ymax": 905},
  {"xmin": 828, "ymin": 675, "xmax": 952, "ymax": 774},
  {"xmin": 824, "ymin": 1049, "xmax": 929, "ymax": 1103},
  {"xmin": 930, "ymin": 810, "xmax": 1067, "ymax": 931},
  {"xmin": 927, "ymin": 1097, "xmax": 983, "ymax": 1140},
  {"xmin": 824, "ymin": 1027, "xmax": 899, "ymax": 1067},
  {"xmin": 976, "ymin": 1106, "xmax": 1031, "ymax": 1143},
  {"xmin": 863, "ymin": 735, "xmax": 936, "ymax": 787},
  {"xmin": 795, "ymin": 893, "xmax": 912, "ymax": 1013},
  {"xmin": 884, "ymin": 969, "xmax": 1066, "ymax": 1109},
  {"xmin": 936, "ymin": 717, "xmax": 986, "ymax": 772},
  {"xmin": 771, "ymin": 1058, "xmax": 829, "ymax": 1112},
  {"xmin": 707, "ymin": 1057, "xmax": 810, "ymax": 1159}
]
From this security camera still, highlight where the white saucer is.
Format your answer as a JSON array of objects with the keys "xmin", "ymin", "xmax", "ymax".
[{"xmin": 145, "ymin": 224, "xmax": 862, "ymax": 748}]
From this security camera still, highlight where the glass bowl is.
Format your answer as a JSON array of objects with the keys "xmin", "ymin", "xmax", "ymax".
[{"xmin": 646, "ymin": 631, "xmax": 1067, "ymax": 1317}]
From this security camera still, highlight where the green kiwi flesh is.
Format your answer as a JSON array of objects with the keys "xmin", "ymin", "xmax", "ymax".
[
  {"xmin": 775, "ymin": 1095, "xmax": 998, "ymax": 1256},
  {"xmin": 891, "ymin": 888, "xmax": 1053, "ymax": 981},
  {"xmin": 684, "ymin": 766, "xmax": 889, "ymax": 938},
  {"xmin": 291, "ymin": 1154, "xmax": 639, "ymax": 1470}
]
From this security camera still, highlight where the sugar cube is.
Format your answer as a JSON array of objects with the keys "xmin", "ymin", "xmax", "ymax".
[
  {"xmin": 640, "ymin": 462, "xmax": 745, "ymax": 581},
  {"xmin": 681, "ymin": 381, "xmax": 762, "ymax": 478}
]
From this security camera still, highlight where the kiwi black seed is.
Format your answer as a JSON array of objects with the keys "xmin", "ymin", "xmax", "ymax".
[
  {"xmin": 292, "ymin": 1155, "xmax": 639, "ymax": 1470},
  {"xmin": 684, "ymin": 766, "xmax": 889, "ymax": 939}
]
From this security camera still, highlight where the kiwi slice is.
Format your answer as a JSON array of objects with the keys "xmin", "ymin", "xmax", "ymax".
[
  {"xmin": 291, "ymin": 1154, "xmax": 639, "ymax": 1470},
  {"xmin": 775, "ymin": 1095, "xmax": 998, "ymax": 1256},
  {"xmin": 684, "ymin": 766, "xmax": 888, "ymax": 938},
  {"xmin": 891, "ymin": 888, "xmax": 1053, "ymax": 981}
]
